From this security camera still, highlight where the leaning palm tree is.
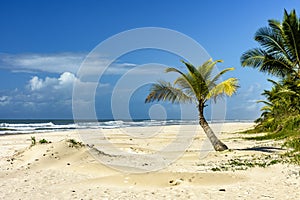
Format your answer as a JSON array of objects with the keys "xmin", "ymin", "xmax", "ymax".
[
  {"xmin": 241, "ymin": 9, "xmax": 300, "ymax": 78},
  {"xmin": 145, "ymin": 59, "xmax": 239, "ymax": 151}
]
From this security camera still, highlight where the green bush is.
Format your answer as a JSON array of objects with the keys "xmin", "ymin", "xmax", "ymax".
[
  {"xmin": 67, "ymin": 139, "xmax": 84, "ymax": 148},
  {"xmin": 31, "ymin": 136, "xmax": 36, "ymax": 146},
  {"xmin": 39, "ymin": 139, "xmax": 50, "ymax": 144}
]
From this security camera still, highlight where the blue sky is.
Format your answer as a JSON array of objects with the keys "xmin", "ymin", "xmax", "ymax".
[{"xmin": 0, "ymin": 0, "xmax": 299, "ymax": 120}]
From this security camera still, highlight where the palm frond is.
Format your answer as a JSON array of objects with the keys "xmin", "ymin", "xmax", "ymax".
[
  {"xmin": 276, "ymin": 88, "xmax": 300, "ymax": 97},
  {"xmin": 268, "ymin": 19, "xmax": 282, "ymax": 32},
  {"xmin": 198, "ymin": 59, "xmax": 223, "ymax": 81},
  {"xmin": 209, "ymin": 67, "xmax": 235, "ymax": 89},
  {"xmin": 173, "ymin": 76, "xmax": 195, "ymax": 96},
  {"xmin": 254, "ymin": 26, "xmax": 289, "ymax": 58},
  {"xmin": 282, "ymin": 9, "xmax": 300, "ymax": 65},
  {"xmin": 256, "ymin": 100, "xmax": 273, "ymax": 107},
  {"xmin": 181, "ymin": 60, "xmax": 209, "ymax": 98},
  {"xmin": 260, "ymin": 105, "xmax": 273, "ymax": 112},
  {"xmin": 145, "ymin": 80, "xmax": 193, "ymax": 103},
  {"xmin": 241, "ymin": 48, "xmax": 266, "ymax": 68},
  {"xmin": 174, "ymin": 76, "xmax": 191, "ymax": 89},
  {"xmin": 267, "ymin": 79, "xmax": 280, "ymax": 86},
  {"xmin": 241, "ymin": 48, "xmax": 295, "ymax": 77},
  {"xmin": 260, "ymin": 54, "xmax": 296, "ymax": 77},
  {"xmin": 165, "ymin": 67, "xmax": 199, "ymax": 99},
  {"xmin": 206, "ymin": 78, "xmax": 239, "ymax": 102}
]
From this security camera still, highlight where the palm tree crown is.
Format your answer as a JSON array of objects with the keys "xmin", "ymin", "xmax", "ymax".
[
  {"xmin": 145, "ymin": 59, "xmax": 239, "ymax": 151},
  {"xmin": 241, "ymin": 9, "xmax": 300, "ymax": 78},
  {"xmin": 145, "ymin": 59, "xmax": 238, "ymax": 105}
]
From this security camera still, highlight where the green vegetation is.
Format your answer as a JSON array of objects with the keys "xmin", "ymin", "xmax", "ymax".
[
  {"xmin": 39, "ymin": 138, "xmax": 50, "ymax": 144},
  {"xmin": 145, "ymin": 59, "xmax": 239, "ymax": 151},
  {"xmin": 241, "ymin": 9, "xmax": 300, "ymax": 164},
  {"xmin": 67, "ymin": 139, "xmax": 84, "ymax": 148},
  {"xmin": 30, "ymin": 137, "xmax": 83, "ymax": 149},
  {"xmin": 283, "ymin": 138, "xmax": 300, "ymax": 164},
  {"xmin": 31, "ymin": 136, "xmax": 36, "ymax": 146},
  {"xmin": 30, "ymin": 136, "xmax": 51, "ymax": 146},
  {"xmin": 211, "ymin": 156, "xmax": 283, "ymax": 171}
]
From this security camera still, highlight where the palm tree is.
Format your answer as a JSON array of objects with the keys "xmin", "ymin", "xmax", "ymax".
[
  {"xmin": 145, "ymin": 59, "xmax": 239, "ymax": 151},
  {"xmin": 241, "ymin": 9, "xmax": 300, "ymax": 78},
  {"xmin": 255, "ymin": 78, "xmax": 300, "ymax": 131}
]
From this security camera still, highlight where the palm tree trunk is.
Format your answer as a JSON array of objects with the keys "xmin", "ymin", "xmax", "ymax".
[{"xmin": 198, "ymin": 102, "xmax": 228, "ymax": 151}]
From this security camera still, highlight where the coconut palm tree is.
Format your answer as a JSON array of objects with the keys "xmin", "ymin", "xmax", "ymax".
[
  {"xmin": 255, "ymin": 77, "xmax": 300, "ymax": 131},
  {"xmin": 145, "ymin": 59, "xmax": 239, "ymax": 151},
  {"xmin": 241, "ymin": 9, "xmax": 300, "ymax": 78}
]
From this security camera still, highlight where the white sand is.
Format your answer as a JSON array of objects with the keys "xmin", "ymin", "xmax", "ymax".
[{"xmin": 0, "ymin": 123, "xmax": 299, "ymax": 199}]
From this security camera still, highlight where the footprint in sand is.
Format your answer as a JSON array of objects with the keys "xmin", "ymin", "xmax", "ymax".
[{"xmin": 169, "ymin": 178, "xmax": 184, "ymax": 186}]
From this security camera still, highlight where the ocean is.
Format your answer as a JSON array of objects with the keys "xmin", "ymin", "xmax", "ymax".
[{"xmin": 0, "ymin": 119, "xmax": 252, "ymax": 135}]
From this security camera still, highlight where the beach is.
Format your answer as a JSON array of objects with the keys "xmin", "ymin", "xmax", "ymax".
[{"xmin": 1, "ymin": 122, "xmax": 299, "ymax": 199}]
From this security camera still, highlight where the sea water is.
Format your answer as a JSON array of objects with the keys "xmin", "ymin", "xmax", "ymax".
[{"xmin": 0, "ymin": 119, "xmax": 252, "ymax": 135}]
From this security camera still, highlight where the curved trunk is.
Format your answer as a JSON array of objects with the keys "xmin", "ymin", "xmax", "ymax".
[{"xmin": 198, "ymin": 101, "xmax": 228, "ymax": 151}]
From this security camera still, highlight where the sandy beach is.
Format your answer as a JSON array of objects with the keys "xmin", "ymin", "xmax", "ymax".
[{"xmin": 1, "ymin": 122, "xmax": 299, "ymax": 200}]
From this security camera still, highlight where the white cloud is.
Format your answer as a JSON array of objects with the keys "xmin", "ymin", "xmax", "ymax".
[
  {"xmin": 26, "ymin": 71, "xmax": 110, "ymax": 108},
  {"xmin": 0, "ymin": 52, "xmax": 143, "ymax": 76},
  {"xmin": 29, "ymin": 77, "xmax": 43, "ymax": 91},
  {"xmin": 119, "ymin": 63, "xmax": 137, "ymax": 67},
  {"xmin": 28, "ymin": 76, "xmax": 58, "ymax": 91},
  {"xmin": 55, "ymin": 72, "xmax": 77, "ymax": 89},
  {"xmin": 247, "ymin": 99, "xmax": 260, "ymax": 103},
  {"xmin": 9, "ymin": 72, "xmax": 88, "ymax": 114},
  {"xmin": 28, "ymin": 72, "xmax": 78, "ymax": 91},
  {"xmin": 0, "ymin": 52, "xmax": 179, "ymax": 84},
  {"xmin": 0, "ymin": 96, "xmax": 11, "ymax": 106},
  {"xmin": 0, "ymin": 52, "xmax": 84, "ymax": 74}
]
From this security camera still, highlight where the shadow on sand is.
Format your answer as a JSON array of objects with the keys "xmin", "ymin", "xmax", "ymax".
[{"xmin": 234, "ymin": 146, "xmax": 285, "ymax": 153}]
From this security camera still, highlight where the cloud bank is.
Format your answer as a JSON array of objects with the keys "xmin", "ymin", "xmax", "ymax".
[
  {"xmin": 28, "ymin": 72, "xmax": 77, "ymax": 91},
  {"xmin": 0, "ymin": 52, "xmax": 140, "ymax": 76}
]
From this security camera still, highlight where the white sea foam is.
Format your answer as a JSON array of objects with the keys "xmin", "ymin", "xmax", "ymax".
[{"xmin": 0, "ymin": 119, "xmax": 253, "ymax": 135}]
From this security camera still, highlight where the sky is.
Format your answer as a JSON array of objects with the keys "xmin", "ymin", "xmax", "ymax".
[{"xmin": 0, "ymin": 0, "xmax": 300, "ymax": 120}]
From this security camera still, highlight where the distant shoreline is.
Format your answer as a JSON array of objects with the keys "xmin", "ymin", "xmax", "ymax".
[{"xmin": 0, "ymin": 119, "xmax": 254, "ymax": 135}]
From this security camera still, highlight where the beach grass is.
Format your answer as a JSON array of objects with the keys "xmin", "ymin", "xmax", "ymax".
[
  {"xmin": 240, "ymin": 124, "xmax": 300, "ymax": 165},
  {"xmin": 67, "ymin": 138, "xmax": 84, "ymax": 148}
]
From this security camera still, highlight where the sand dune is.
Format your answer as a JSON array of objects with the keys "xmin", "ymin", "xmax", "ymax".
[{"xmin": 1, "ymin": 123, "xmax": 300, "ymax": 199}]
